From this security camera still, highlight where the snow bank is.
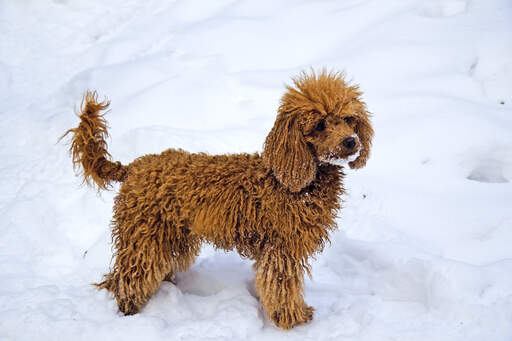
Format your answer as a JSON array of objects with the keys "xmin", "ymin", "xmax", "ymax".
[{"xmin": 0, "ymin": 0, "xmax": 511, "ymax": 340}]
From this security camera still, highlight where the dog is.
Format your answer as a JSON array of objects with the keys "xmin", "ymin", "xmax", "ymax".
[{"xmin": 62, "ymin": 70, "xmax": 373, "ymax": 329}]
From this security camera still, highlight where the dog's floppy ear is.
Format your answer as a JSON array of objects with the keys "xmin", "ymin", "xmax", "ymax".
[
  {"xmin": 349, "ymin": 108, "xmax": 374, "ymax": 169},
  {"xmin": 263, "ymin": 114, "xmax": 316, "ymax": 192}
]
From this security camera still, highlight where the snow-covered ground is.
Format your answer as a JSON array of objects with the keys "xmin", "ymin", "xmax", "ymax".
[{"xmin": 1, "ymin": 0, "xmax": 511, "ymax": 340}]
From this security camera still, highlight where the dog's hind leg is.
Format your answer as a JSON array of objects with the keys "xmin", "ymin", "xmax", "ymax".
[
  {"xmin": 254, "ymin": 248, "xmax": 314, "ymax": 329},
  {"xmin": 96, "ymin": 200, "xmax": 201, "ymax": 315},
  {"xmin": 95, "ymin": 221, "xmax": 172, "ymax": 314},
  {"xmin": 163, "ymin": 228, "xmax": 201, "ymax": 285}
]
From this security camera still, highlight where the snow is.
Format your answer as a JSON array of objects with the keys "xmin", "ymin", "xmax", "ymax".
[
  {"xmin": 1, "ymin": 0, "xmax": 511, "ymax": 340},
  {"xmin": 319, "ymin": 134, "xmax": 360, "ymax": 166}
]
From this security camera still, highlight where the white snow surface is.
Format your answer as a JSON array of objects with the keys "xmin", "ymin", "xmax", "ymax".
[{"xmin": 1, "ymin": 0, "xmax": 512, "ymax": 340}]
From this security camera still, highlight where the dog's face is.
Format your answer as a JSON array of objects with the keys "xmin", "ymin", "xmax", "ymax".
[
  {"xmin": 263, "ymin": 70, "xmax": 374, "ymax": 192},
  {"xmin": 302, "ymin": 110, "xmax": 361, "ymax": 165}
]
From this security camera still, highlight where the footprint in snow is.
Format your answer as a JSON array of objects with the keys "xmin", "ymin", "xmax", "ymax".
[
  {"xmin": 466, "ymin": 148, "xmax": 512, "ymax": 184},
  {"xmin": 467, "ymin": 159, "xmax": 509, "ymax": 183}
]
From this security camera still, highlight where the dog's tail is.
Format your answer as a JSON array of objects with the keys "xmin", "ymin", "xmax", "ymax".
[{"xmin": 60, "ymin": 91, "xmax": 128, "ymax": 191}]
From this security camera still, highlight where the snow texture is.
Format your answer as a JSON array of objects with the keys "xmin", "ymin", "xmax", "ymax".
[{"xmin": 1, "ymin": 0, "xmax": 511, "ymax": 340}]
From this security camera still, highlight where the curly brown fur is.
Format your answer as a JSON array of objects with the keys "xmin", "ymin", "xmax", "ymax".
[
  {"xmin": 62, "ymin": 70, "xmax": 373, "ymax": 329},
  {"xmin": 60, "ymin": 91, "xmax": 127, "ymax": 191}
]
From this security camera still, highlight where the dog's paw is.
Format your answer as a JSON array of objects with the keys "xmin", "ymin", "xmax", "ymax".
[
  {"xmin": 269, "ymin": 304, "xmax": 315, "ymax": 329},
  {"xmin": 301, "ymin": 304, "xmax": 314, "ymax": 324},
  {"xmin": 118, "ymin": 298, "xmax": 139, "ymax": 316},
  {"xmin": 163, "ymin": 273, "xmax": 177, "ymax": 284}
]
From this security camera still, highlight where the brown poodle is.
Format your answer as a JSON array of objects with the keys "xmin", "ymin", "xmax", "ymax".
[{"xmin": 62, "ymin": 70, "xmax": 373, "ymax": 329}]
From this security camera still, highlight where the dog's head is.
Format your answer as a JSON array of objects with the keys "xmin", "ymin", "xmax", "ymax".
[{"xmin": 263, "ymin": 70, "xmax": 374, "ymax": 192}]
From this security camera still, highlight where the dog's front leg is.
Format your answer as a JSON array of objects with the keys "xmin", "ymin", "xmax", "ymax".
[{"xmin": 254, "ymin": 248, "xmax": 313, "ymax": 329}]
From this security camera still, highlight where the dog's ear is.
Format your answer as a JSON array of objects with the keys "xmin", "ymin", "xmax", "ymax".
[
  {"xmin": 263, "ymin": 114, "xmax": 316, "ymax": 192},
  {"xmin": 349, "ymin": 109, "xmax": 374, "ymax": 169}
]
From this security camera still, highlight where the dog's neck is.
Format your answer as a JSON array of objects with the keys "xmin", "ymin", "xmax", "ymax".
[{"xmin": 296, "ymin": 162, "xmax": 344, "ymax": 195}]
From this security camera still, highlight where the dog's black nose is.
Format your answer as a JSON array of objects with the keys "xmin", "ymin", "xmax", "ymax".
[{"xmin": 342, "ymin": 137, "xmax": 356, "ymax": 149}]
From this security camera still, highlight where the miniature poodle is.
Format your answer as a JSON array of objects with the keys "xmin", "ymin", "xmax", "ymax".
[{"xmin": 62, "ymin": 70, "xmax": 373, "ymax": 329}]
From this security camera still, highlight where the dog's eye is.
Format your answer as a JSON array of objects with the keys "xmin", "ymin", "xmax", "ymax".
[
  {"xmin": 344, "ymin": 116, "xmax": 355, "ymax": 124},
  {"xmin": 315, "ymin": 120, "xmax": 326, "ymax": 132}
]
